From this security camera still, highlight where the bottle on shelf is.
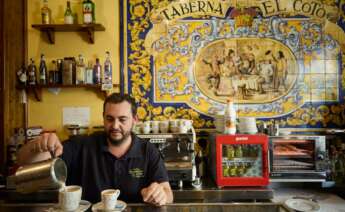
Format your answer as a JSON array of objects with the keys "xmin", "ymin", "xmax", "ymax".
[
  {"xmin": 91, "ymin": 0, "xmax": 95, "ymax": 23},
  {"xmin": 103, "ymin": 51, "xmax": 112, "ymax": 85},
  {"xmin": 224, "ymin": 97, "xmax": 237, "ymax": 134},
  {"xmin": 28, "ymin": 58, "xmax": 37, "ymax": 85},
  {"xmin": 85, "ymin": 61, "xmax": 93, "ymax": 84},
  {"xmin": 56, "ymin": 59, "xmax": 63, "ymax": 84},
  {"xmin": 39, "ymin": 54, "xmax": 48, "ymax": 85},
  {"xmin": 62, "ymin": 57, "xmax": 76, "ymax": 85},
  {"xmin": 48, "ymin": 60, "xmax": 56, "ymax": 84},
  {"xmin": 93, "ymin": 58, "xmax": 102, "ymax": 84},
  {"xmin": 82, "ymin": 0, "xmax": 94, "ymax": 24},
  {"xmin": 76, "ymin": 54, "xmax": 85, "ymax": 85},
  {"xmin": 64, "ymin": 1, "xmax": 74, "ymax": 24},
  {"xmin": 41, "ymin": 0, "xmax": 52, "ymax": 24}
]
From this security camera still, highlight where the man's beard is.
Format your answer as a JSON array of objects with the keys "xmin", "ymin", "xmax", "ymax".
[{"xmin": 106, "ymin": 129, "xmax": 132, "ymax": 146}]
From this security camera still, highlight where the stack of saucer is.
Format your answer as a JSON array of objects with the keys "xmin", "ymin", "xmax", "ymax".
[{"xmin": 238, "ymin": 117, "xmax": 257, "ymax": 134}]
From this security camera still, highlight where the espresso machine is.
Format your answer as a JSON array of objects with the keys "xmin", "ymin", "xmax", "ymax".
[{"xmin": 137, "ymin": 128, "xmax": 197, "ymax": 188}]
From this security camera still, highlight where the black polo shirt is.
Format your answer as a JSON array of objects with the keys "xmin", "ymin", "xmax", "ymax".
[{"xmin": 61, "ymin": 132, "xmax": 169, "ymax": 203}]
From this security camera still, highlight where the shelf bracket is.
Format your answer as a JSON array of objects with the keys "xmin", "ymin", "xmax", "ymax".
[
  {"xmin": 85, "ymin": 28, "xmax": 94, "ymax": 44},
  {"xmin": 43, "ymin": 28, "xmax": 55, "ymax": 44},
  {"xmin": 32, "ymin": 86, "xmax": 42, "ymax": 101}
]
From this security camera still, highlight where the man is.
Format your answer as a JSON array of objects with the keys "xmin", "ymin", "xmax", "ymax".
[{"xmin": 17, "ymin": 93, "xmax": 173, "ymax": 205}]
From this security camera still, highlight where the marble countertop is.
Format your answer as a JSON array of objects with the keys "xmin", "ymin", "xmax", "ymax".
[{"xmin": 272, "ymin": 187, "xmax": 345, "ymax": 212}]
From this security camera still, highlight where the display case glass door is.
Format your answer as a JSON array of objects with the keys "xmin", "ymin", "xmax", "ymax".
[{"xmin": 222, "ymin": 144, "xmax": 263, "ymax": 178}]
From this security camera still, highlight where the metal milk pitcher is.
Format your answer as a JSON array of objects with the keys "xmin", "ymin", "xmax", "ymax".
[{"xmin": 15, "ymin": 158, "xmax": 67, "ymax": 193}]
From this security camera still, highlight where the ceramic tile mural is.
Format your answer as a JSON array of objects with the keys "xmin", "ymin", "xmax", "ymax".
[{"xmin": 120, "ymin": 0, "xmax": 345, "ymax": 130}]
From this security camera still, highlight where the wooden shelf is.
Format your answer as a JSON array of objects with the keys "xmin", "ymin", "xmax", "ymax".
[
  {"xmin": 32, "ymin": 23, "xmax": 106, "ymax": 44},
  {"xmin": 17, "ymin": 84, "xmax": 119, "ymax": 101}
]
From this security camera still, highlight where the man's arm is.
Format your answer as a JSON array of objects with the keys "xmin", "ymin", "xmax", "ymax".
[
  {"xmin": 17, "ymin": 133, "xmax": 63, "ymax": 165},
  {"xmin": 141, "ymin": 181, "xmax": 173, "ymax": 206}
]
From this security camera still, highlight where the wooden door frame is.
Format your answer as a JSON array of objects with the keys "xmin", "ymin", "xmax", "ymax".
[
  {"xmin": 0, "ymin": 0, "xmax": 27, "ymax": 174},
  {"xmin": 0, "ymin": 0, "xmax": 5, "ymax": 173}
]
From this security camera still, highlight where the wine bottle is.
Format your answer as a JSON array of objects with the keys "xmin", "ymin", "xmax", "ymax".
[
  {"xmin": 64, "ymin": 1, "xmax": 74, "ymax": 24},
  {"xmin": 82, "ymin": 0, "xmax": 93, "ymax": 24},
  {"xmin": 28, "ymin": 58, "xmax": 37, "ymax": 85},
  {"xmin": 39, "ymin": 54, "xmax": 48, "ymax": 85}
]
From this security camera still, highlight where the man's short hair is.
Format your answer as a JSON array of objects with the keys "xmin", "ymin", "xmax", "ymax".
[{"xmin": 103, "ymin": 93, "xmax": 137, "ymax": 116}]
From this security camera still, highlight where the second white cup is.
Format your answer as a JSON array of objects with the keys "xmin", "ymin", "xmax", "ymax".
[{"xmin": 101, "ymin": 189, "xmax": 120, "ymax": 210}]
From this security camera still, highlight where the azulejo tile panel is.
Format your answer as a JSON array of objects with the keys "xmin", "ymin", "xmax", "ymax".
[{"xmin": 120, "ymin": 0, "xmax": 345, "ymax": 129}]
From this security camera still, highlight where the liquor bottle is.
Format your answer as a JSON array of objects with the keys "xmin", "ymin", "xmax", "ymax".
[
  {"xmin": 82, "ymin": 0, "xmax": 93, "ymax": 24},
  {"xmin": 56, "ymin": 59, "xmax": 63, "ymax": 84},
  {"xmin": 64, "ymin": 1, "xmax": 74, "ymax": 24},
  {"xmin": 41, "ymin": 0, "xmax": 52, "ymax": 24},
  {"xmin": 76, "ymin": 54, "xmax": 85, "ymax": 85},
  {"xmin": 103, "ymin": 51, "xmax": 112, "ymax": 84},
  {"xmin": 224, "ymin": 98, "xmax": 237, "ymax": 134},
  {"xmin": 93, "ymin": 58, "xmax": 101, "ymax": 84},
  {"xmin": 48, "ymin": 60, "xmax": 56, "ymax": 84},
  {"xmin": 85, "ymin": 61, "xmax": 93, "ymax": 84},
  {"xmin": 39, "ymin": 54, "xmax": 48, "ymax": 85},
  {"xmin": 28, "ymin": 58, "xmax": 37, "ymax": 85}
]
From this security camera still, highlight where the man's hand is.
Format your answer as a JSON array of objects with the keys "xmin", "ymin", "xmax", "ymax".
[
  {"xmin": 17, "ymin": 132, "xmax": 63, "ymax": 165},
  {"xmin": 30, "ymin": 133, "xmax": 63, "ymax": 157},
  {"xmin": 141, "ymin": 182, "xmax": 173, "ymax": 206}
]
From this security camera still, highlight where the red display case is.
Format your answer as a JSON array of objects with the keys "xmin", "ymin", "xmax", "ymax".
[{"xmin": 209, "ymin": 134, "xmax": 269, "ymax": 187}]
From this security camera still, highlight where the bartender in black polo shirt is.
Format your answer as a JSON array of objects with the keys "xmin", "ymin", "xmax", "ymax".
[{"xmin": 17, "ymin": 93, "xmax": 173, "ymax": 205}]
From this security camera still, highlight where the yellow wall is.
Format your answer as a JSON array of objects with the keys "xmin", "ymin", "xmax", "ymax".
[{"xmin": 27, "ymin": 0, "xmax": 120, "ymax": 140}]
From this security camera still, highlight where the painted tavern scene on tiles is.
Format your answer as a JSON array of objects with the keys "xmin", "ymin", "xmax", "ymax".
[{"xmin": 121, "ymin": 0, "xmax": 345, "ymax": 130}]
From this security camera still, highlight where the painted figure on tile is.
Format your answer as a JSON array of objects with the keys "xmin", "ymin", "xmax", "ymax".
[
  {"xmin": 203, "ymin": 50, "xmax": 224, "ymax": 90},
  {"xmin": 273, "ymin": 51, "xmax": 287, "ymax": 92}
]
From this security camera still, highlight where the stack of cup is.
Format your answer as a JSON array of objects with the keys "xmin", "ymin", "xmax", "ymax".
[{"xmin": 238, "ymin": 117, "xmax": 257, "ymax": 134}]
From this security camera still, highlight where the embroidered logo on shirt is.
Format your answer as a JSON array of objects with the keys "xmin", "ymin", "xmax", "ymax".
[{"xmin": 129, "ymin": 168, "xmax": 144, "ymax": 178}]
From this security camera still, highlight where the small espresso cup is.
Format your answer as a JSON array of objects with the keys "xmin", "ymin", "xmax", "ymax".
[
  {"xmin": 59, "ymin": 185, "xmax": 82, "ymax": 211},
  {"xmin": 101, "ymin": 189, "xmax": 120, "ymax": 210},
  {"xmin": 159, "ymin": 120, "xmax": 169, "ymax": 133},
  {"xmin": 142, "ymin": 121, "xmax": 151, "ymax": 134},
  {"xmin": 151, "ymin": 120, "xmax": 160, "ymax": 134}
]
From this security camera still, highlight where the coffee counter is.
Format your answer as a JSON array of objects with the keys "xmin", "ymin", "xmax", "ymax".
[{"xmin": 0, "ymin": 202, "xmax": 290, "ymax": 212}]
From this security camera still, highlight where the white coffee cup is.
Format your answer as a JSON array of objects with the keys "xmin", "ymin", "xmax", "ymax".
[
  {"xmin": 159, "ymin": 120, "xmax": 169, "ymax": 133},
  {"xmin": 142, "ymin": 121, "xmax": 151, "ymax": 134},
  {"xmin": 151, "ymin": 120, "xmax": 160, "ymax": 134},
  {"xmin": 169, "ymin": 119, "xmax": 179, "ymax": 133},
  {"xmin": 133, "ymin": 121, "xmax": 143, "ymax": 134},
  {"xmin": 101, "ymin": 189, "xmax": 120, "ymax": 210},
  {"xmin": 59, "ymin": 185, "xmax": 82, "ymax": 211}
]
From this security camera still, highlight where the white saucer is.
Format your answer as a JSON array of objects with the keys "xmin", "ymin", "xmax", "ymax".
[
  {"xmin": 47, "ymin": 200, "xmax": 91, "ymax": 212},
  {"xmin": 285, "ymin": 198, "xmax": 320, "ymax": 211},
  {"xmin": 92, "ymin": 200, "xmax": 127, "ymax": 212}
]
